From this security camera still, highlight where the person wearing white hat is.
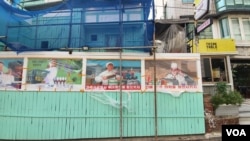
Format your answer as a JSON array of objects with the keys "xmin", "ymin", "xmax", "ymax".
[
  {"xmin": 0, "ymin": 61, "xmax": 4, "ymax": 75},
  {"xmin": 164, "ymin": 62, "xmax": 187, "ymax": 85},
  {"xmin": 0, "ymin": 61, "xmax": 4, "ymax": 85},
  {"xmin": 44, "ymin": 59, "xmax": 58, "ymax": 87},
  {"xmin": 95, "ymin": 62, "xmax": 120, "ymax": 85}
]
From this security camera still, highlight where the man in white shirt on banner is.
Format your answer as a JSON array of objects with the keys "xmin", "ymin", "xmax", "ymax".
[
  {"xmin": 44, "ymin": 59, "xmax": 58, "ymax": 87},
  {"xmin": 95, "ymin": 62, "xmax": 121, "ymax": 85},
  {"xmin": 164, "ymin": 62, "xmax": 188, "ymax": 85}
]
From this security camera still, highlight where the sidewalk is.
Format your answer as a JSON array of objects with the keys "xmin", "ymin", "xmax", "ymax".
[
  {"xmin": 75, "ymin": 132, "xmax": 222, "ymax": 141},
  {"xmin": 0, "ymin": 132, "xmax": 222, "ymax": 141}
]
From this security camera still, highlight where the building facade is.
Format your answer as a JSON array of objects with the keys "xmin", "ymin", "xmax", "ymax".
[
  {"xmin": 156, "ymin": 0, "xmax": 250, "ymax": 97},
  {"xmin": 0, "ymin": 1, "xmax": 206, "ymax": 140}
]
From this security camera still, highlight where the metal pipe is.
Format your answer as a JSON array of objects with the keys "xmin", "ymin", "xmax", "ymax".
[
  {"xmin": 193, "ymin": 3, "xmax": 199, "ymax": 53},
  {"xmin": 59, "ymin": 46, "xmax": 155, "ymax": 51},
  {"xmin": 67, "ymin": 7, "xmax": 73, "ymax": 48},
  {"xmin": 153, "ymin": 46, "xmax": 158, "ymax": 141},
  {"xmin": 119, "ymin": 0, "xmax": 123, "ymax": 140},
  {"xmin": 119, "ymin": 49, "xmax": 123, "ymax": 141},
  {"xmin": 152, "ymin": 0, "xmax": 157, "ymax": 138}
]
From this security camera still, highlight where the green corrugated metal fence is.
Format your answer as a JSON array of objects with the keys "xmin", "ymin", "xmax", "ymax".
[{"xmin": 0, "ymin": 91, "xmax": 205, "ymax": 140}]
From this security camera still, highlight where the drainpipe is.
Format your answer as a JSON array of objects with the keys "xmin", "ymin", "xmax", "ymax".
[{"xmin": 227, "ymin": 56, "xmax": 234, "ymax": 91}]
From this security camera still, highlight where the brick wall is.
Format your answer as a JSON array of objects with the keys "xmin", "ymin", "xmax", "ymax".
[{"xmin": 203, "ymin": 94, "xmax": 239, "ymax": 133}]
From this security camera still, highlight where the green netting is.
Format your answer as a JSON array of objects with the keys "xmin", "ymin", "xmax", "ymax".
[{"xmin": 0, "ymin": 0, "xmax": 154, "ymax": 53}]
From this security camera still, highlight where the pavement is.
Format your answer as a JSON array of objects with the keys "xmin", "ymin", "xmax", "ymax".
[{"xmin": 73, "ymin": 132, "xmax": 222, "ymax": 141}]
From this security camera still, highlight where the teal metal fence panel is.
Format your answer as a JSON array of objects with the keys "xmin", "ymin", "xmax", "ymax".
[
  {"xmin": 0, "ymin": 91, "xmax": 205, "ymax": 140},
  {"xmin": 157, "ymin": 92, "xmax": 205, "ymax": 135}
]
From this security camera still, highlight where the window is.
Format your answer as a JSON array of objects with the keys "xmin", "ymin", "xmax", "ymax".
[
  {"xmin": 242, "ymin": 18, "xmax": 250, "ymax": 40},
  {"xmin": 201, "ymin": 57, "xmax": 228, "ymax": 83},
  {"xmin": 41, "ymin": 41, "xmax": 49, "ymax": 49},
  {"xmin": 215, "ymin": 0, "xmax": 250, "ymax": 11},
  {"xmin": 220, "ymin": 17, "xmax": 250, "ymax": 40},
  {"xmin": 227, "ymin": 0, "xmax": 234, "ymax": 5},
  {"xmin": 219, "ymin": 18, "xmax": 230, "ymax": 38},
  {"xmin": 198, "ymin": 26, "xmax": 213, "ymax": 39},
  {"xmin": 186, "ymin": 23, "xmax": 213, "ymax": 39},
  {"xmin": 235, "ymin": 0, "xmax": 243, "ymax": 4},
  {"xmin": 231, "ymin": 18, "xmax": 242, "ymax": 40},
  {"xmin": 245, "ymin": 0, "xmax": 250, "ymax": 5},
  {"xmin": 91, "ymin": 35, "xmax": 97, "ymax": 41},
  {"xmin": 182, "ymin": 0, "xmax": 193, "ymax": 3},
  {"xmin": 216, "ymin": 0, "xmax": 226, "ymax": 12}
]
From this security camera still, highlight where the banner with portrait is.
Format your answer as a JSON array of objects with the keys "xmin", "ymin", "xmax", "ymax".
[
  {"xmin": 85, "ymin": 59, "xmax": 141, "ymax": 90},
  {"xmin": 25, "ymin": 58, "xmax": 83, "ymax": 91},
  {"xmin": 145, "ymin": 58, "xmax": 201, "ymax": 93},
  {"xmin": 0, "ymin": 52, "xmax": 202, "ymax": 93},
  {"xmin": 0, "ymin": 58, "xmax": 23, "ymax": 90}
]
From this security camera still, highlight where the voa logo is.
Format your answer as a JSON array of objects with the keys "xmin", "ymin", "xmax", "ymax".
[{"xmin": 226, "ymin": 129, "xmax": 246, "ymax": 136}]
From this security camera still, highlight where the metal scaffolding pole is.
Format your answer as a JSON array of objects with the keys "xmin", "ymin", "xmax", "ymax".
[{"xmin": 153, "ymin": 46, "xmax": 158, "ymax": 141}]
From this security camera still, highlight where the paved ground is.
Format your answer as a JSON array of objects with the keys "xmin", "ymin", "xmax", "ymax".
[
  {"xmin": 239, "ymin": 99, "xmax": 250, "ymax": 124},
  {"xmin": 72, "ymin": 132, "xmax": 222, "ymax": 141},
  {"xmin": 0, "ymin": 133, "xmax": 222, "ymax": 141}
]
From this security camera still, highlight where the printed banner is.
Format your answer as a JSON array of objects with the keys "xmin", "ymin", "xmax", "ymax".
[
  {"xmin": 0, "ymin": 52, "xmax": 202, "ymax": 92},
  {"xmin": 145, "ymin": 60, "xmax": 199, "ymax": 92},
  {"xmin": 0, "ymin": 58, "xmax": 23, "ymax": 90},
  {"xmin": 25, "ymin": 58, "xmax": 83, "ymax": 91},
  {"xmin": 86, "ymin": 59, "xmax": 141, "ymax": 90}
]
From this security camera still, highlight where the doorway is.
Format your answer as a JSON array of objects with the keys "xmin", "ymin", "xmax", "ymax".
[{"xmin": 231, "ymin": 60, "xmax": 250, "ymax": 98}]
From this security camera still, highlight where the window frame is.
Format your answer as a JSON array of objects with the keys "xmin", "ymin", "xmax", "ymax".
[
  {"xmin": 186, "ymin": 23, "xmax": 213, "ymax": 39},
  {"xmin": 201, "ymin": 56, "xmax": 229, "ymax": 83},
  {"xmin": 231, "ymin": 18, "xmax": 242, "ymax": 40},
  {"xmin": 219, "ymin": 17, "xmax": 231, "ymax": 38},
  {"xmin": 242, "ymin": 18, "xmax": 250, "ymax": 40},
  {"xmin": 229, "ymin": 16, "xmax": 250, "ymax": 40},
  {"xmin": 215, "ymin": 0, "xmax": 250, "ymax": 11},
  {"xmin": 182, "ymin": 0, "xmax": 194, "ymax": 3}
]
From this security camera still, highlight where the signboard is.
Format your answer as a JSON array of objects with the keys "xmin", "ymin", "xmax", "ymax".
[
  {"xmin": 0, "ymin": 52, "xmax": 203, "ymax": 94},
  {"xmin": 0, "ymin": 58, "xmax": 23, "ymax": 90},
  {"xmin": 145, "ymin": 59, "xmax": 199, "ymax": 93},
  {"xmin": 194, "ymin": 0, "xmax": 210, "ymax": 20},
  {"xmin": 191, "ymin": 39, "xmax": 237, "ymax": 54},
  {"xmin": 25, "ymin": 58, "xmax": 83, "ymax": 91},
  {"xmin": 85, "ymin": 59, "xmax": 141, "ymax": 91},
  {"xmin": 196, "ymin": 18, "xmax": 213, "ymax": 33}
]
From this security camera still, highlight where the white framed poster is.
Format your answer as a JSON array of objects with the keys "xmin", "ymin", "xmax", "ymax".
[
  {"xmin": 144, "ymin": 53, "xmax": 202, "ymax": 94},
  {"xmin": 85, "ymin": 59, "xmax": 141, "ymax": 91},
  {"xmin": 25, "ymin": 58, "xmax": 83, "ymax": 91},
  {"xmin": 0, "ymin": 52, "xmax": 202, "ymax": 93},
  {"xmin": 0, "ymin": 58, "xmax": 24, "ymax": 90}
]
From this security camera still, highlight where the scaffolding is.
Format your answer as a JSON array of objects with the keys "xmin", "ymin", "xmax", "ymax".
[{"xmin": 0, "ymin": 0, "xmax": 154, "ymax": 53}]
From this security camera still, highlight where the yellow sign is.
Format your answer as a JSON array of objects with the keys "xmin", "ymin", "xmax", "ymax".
[
  {"xmin": 190, "ymin": 39, "xmax": 237, "ymax": 54},
  {"xmin": 194, "ymin": 0, "xmax": 200, "ymax": 5}
]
